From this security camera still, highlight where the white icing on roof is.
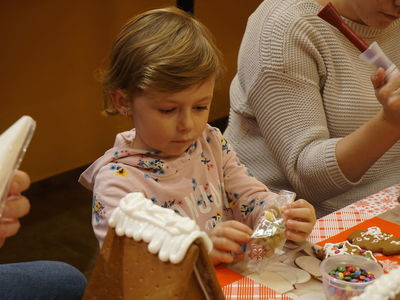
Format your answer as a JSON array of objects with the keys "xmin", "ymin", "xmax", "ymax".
[
  {"xmin": 352, "ymin": 267, "xmax": 400, "ymax": 300},
  {"xmin": 109, "ymin": 192, "xmax": 213, "ymax": 264}
]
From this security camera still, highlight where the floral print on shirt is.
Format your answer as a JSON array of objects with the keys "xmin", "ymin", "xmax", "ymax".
[
  {"xmin": 240, "ymin": 198, "xmax": 256, "ymax": 216},
  {"xmin": 113, "ymin": 150, "xmax": 129, "ymax": 160},
  {"xmin": 137, "ymin": 158, "xmax": 165, "ymax": 174},
  {"xmin": 110, "ymin": 164, "xmax": 128, "ymax": 177},
  {"xmin": 220, "ymin": 137, "xmax": 231, "ymax": 154},
  {"xmin": 92, "ymin": 195, "xmax": 106, "ymax": 223},
  {"xmin": 200, "ymin": 152, "xmax": 214, "ymax": 170},
  {"xmin": 240, "ymin": 197, "xmax": 265, "ymax": 218},
  {"xmin": 161, "ymin": 199, "xmax": 182, "ymax": 215},
  {"xmin": 191, "ymin": 178, "xmax": 197, "ymax": 191},
  {"xmin": 209, "ymin": 211, "xmax": 223, "ymax": 228},
  {"xmin": 225, "ymin": 191, "xmax": 240, "ymax": 208}
]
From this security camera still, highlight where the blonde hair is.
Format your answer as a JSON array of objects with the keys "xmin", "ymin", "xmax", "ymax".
[{"xmin": 101, "ymin": 7, "xmax": 224, "ymax": 115}]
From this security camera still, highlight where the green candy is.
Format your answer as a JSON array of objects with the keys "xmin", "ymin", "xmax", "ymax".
[{"xmin": 338, "ymin": 266, "xmax": 346, "ymax": 272}]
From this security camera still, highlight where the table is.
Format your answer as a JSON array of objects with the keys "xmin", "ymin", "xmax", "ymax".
[{"xmin": 216, "ymin": 184, "xmax": 400, "ymax": 299}]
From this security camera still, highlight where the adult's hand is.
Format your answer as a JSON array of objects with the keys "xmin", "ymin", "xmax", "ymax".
[
  {"xmin": 0, "ymin": 170, "xmax": 31, "ymax": 247},
  {"xmin": 372, "ymin": 68, "xmax": 400, "ymax": 129}
]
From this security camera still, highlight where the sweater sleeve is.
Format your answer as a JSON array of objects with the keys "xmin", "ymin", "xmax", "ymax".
[
  {"xmin": 213, "ymin": 130, "xmax": 279, "ymax": 229},
  {"xmin": 247, "ymin": 16, "xmax": 357, "ymax": 202}
]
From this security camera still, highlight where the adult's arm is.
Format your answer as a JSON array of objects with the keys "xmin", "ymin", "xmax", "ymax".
[{"xmin": 336, "ymin": 69, "xmax": 400, "ymax": 181}]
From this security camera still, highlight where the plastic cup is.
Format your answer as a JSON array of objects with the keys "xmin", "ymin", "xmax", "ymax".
[{"xmin": 320, "ymin": 255, "xmax": 383, "ymax": 300}]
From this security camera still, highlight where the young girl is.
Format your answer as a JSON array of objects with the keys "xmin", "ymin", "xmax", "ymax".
[{"xmin": 79, "ymin": 7, "xmax": 316, "ymax": 265}]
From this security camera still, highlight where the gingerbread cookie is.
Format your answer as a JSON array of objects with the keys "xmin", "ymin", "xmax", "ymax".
[
  {"xmin": 347, "ymin": 226, "xmax": 400, "ymax": 256},
  {"xmin": 313, "ymin": 241, "xmax": 377, "ymax": 261}
]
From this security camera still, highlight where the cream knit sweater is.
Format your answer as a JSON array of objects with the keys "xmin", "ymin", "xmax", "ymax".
[{"xmin": 224, "ymin": 0, "xmax": 400, "ymax": 217}]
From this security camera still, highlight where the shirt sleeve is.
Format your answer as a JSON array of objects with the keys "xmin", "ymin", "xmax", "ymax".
[
  {"xmin": 213, "ymin": 129, "xmax": 279, "ymax": 229},
  {"xmin": 91, "ymin": 163, "xmax": 145, "ymax": 246}
]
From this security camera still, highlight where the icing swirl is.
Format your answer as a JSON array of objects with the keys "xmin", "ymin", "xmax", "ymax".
[{"xmin": 109, "ymin": 192, "xmax": 213, "ymax": 264}]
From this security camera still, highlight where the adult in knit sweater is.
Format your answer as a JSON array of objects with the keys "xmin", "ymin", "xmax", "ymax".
[{"xmin": 224, "ymin": 0, "xmax": 400, "ymax": 217}]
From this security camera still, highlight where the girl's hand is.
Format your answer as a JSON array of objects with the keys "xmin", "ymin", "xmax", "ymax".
[
  {"xmin": 209, "ymin": 220, "xmax": 252, "ymax": 265},
  {"xmin": 371, "ymin": 68, "xmax": 400, "ymax": 128},
  {"xmin": 282, "ymin": 199, "xmax": 316, "ymax": 243},
  {"xmin": 0, "ymin": 170, "xmax": 31, "ymax": 247}
]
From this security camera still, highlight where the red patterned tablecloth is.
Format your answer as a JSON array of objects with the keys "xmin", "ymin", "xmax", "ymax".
[
  {"xmin": 218, "ymin": 184, "xmax": 400, "ymax": 299},
  {"xmin": 309, "ymin": 183, "xmax": 400, "ymax": 243}
]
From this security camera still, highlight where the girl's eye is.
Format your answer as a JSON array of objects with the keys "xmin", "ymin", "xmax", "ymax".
[
  {"xmin": 159, "ymin": 108, "xmax": 175, "ymax": 113},
  {"xmin": 195, "ymin": 106, "xmax": 209, "ymax": 111}
]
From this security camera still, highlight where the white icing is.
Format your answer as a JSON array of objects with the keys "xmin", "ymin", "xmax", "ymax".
[
  {"xmin": 109, "ymin": 192, "xmax": 213, "ymax": 264},
  {"xmin": 352, "ymin": 267, "xmax": 400, "ymax": 300},
  {"xmin": 324, "ymin": 242, "xmax": 349, "ymax": 256},
  {"xmin": 361, "ymin": 227, "xmax": 393, "ymax": 241},
  {"xmin": 322, "ymin": 241, "xmax": 377, "ymax": 261}
]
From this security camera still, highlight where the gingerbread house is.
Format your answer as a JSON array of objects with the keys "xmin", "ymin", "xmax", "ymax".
[{"xmin": 83, "ymin": 192, "xmax": 225, "ymax": 300}]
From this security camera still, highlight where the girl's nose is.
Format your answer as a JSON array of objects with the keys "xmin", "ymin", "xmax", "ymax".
[{"xmin": 178, "ymin": 111, "xmax": 194, "ymax": 132}]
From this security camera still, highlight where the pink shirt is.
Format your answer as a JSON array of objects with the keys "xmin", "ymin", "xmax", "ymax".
[{"xmin": 79, "ymin": 125, "xmax": 278, "ymax": 245}]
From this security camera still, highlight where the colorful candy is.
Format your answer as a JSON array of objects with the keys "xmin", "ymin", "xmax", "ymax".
[{"xmin": 328, "ymin": 265, "xmax": 376, "ymax": 283}]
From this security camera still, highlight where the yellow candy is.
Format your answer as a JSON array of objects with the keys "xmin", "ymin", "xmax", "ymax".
[{"xmin": 264, "ymin": 210, "xmax": 276, "ymax": 221}]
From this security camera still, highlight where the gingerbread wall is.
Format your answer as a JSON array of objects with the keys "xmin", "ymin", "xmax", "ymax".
[{"xmin": 0, "ymin": 0, "xmax": 262, "ymax": 182}]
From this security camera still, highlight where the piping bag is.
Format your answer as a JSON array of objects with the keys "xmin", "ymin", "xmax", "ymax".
[
  {"xmin": 0, "ymin": 116, "xmax": 36, "ymax": 216},
  {"xmin": 318, "ymin": 2, "xmax": 399, "ymax": 79}
]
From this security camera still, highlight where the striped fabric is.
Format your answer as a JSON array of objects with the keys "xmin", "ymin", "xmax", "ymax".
[{"xmin": 222, "ymin": 277, "xmax": 294, "ymax": 300}]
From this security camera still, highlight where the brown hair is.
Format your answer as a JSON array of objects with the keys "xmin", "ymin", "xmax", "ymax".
[{"xmin": 100, "ymin": 7, "xmax": 224, "ymax": 115}]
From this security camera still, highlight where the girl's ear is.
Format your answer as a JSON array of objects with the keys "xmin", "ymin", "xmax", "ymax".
[{"xmin": 110, "ymin": 89, "xmax": 132, "ymax": 116}]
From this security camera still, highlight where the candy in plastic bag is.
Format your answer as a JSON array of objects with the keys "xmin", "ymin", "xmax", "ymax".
[{"xmin": 246, "ymin": 190, "xmax": 295, "ymax": 272}]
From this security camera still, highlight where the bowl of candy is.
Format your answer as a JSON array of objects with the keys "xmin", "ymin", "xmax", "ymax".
[{"xmin": 320, "ymin": 254, "xmax": 383, "ymax": 300}]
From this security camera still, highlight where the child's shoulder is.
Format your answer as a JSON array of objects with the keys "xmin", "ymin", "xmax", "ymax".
[
  {"xmin": 204, "ymin": 124, "xmax": 223, "ymax": 138},
  {"xmin": 113, "ymin": 129, "xmax": 135, "ymax": 148},
  {"xmin": 201, "ymin": 124, "xmax": 224, "ymax": 144},
  {"xmin": 201, "ymin": 124, "xmax": 232, "ymax": 153}
]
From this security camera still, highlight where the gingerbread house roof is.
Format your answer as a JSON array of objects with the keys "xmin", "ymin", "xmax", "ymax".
[{"xmin": 84, "ymin": 192, "xmax": 225, "ymax": 300}]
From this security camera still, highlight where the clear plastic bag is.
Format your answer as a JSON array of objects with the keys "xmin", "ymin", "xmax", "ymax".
[{"xmin": 246, "ymin": 190, "xmax": 296, "ymax": 272}]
